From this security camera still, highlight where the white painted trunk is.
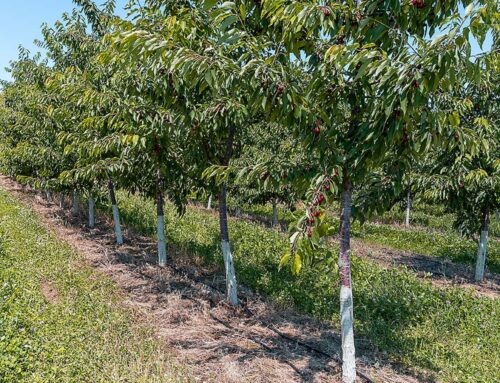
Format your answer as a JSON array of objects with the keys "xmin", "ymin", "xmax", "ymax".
[
  {"xmin": 88, "ymin": 199, "xmax": 95, "ymax": 228},
  {"xmin": 112, "ymin": 204, "xmax": 124, "ymax": 245},
  {"xmin": 339, "ymin": 179, "xmax": 356, "ymax": 383},
  {"xmin": 221, "ymin": 240, "xmax": 238, "ymax": 305},
  {"xmin": 157, "ymin": 215, "xmax": 167, "ymax": 267},
  {"xmin": 405, "ymin": 190, "xmax": 411, "ymax": 227},
  {"xmin": 475, "ymin": 229, "xmax": 488, "ymax": 282},
  {"xmin": 272, "ymin": 200, "xmax": 278, "ymax": 227},
  {"xmin": 340, "ymin": 285, "xmax": 356, "ymax": 383},
  {"xmin": 72, "ymin": 190, "xmax": 79, "ymax": 214},
  {"xmin": 59, "ymin": 194, "xmax": 65, "ymax": 209},
  {"xmin": 207, "ymin": 194, "xmax": 212, "ymax": 210},
  {"xmin": 45, "ymin": 189, "xmax": 52, "ymax": 203}
]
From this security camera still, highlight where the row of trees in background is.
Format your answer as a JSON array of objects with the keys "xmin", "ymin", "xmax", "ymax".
[{"xmin": 0, "ymin": 1, "xmax": 497, "ymax": 382}]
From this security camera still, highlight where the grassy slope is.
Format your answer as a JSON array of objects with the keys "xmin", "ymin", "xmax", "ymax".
[
  {"xmin": 230, "ymin": 201, "xmax": 500, "ymax": 273},
  {"xmin": 0, "ymin": 190, "xmax": 189, "ymax": 383},
  {"xmin": 117, "ymin": 192, "xmax": 499, "ymax": 383}
]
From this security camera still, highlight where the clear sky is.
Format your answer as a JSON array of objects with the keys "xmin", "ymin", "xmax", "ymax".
[
  {"xmin": 0, "ymin": 0, "xmax": 128, "ymax": 82},
  {"xmin": 0, "ymin": 2, "xmax": 493, "ymax": 82}
]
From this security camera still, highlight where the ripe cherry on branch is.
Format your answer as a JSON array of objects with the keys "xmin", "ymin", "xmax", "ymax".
[
  {"xmin": 410, "ymin": 0, "xmax": 426, "ymax": 9},
  {"xmin": 319, "ymin": 6, "xmax": 331, "ymax": 17},
  {"xmin": 277, "ymin": 83, "xmax": 284, "ymax": 95}
]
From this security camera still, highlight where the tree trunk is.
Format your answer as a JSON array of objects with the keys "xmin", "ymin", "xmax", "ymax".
[
  {"xmin": 405, "ymin": 189, "xmax": 411, "ymax": 227},
  {"xmin": 59, "ymin": 193, "xmax": 65, "ymax": 209},
  {"xmin": 219, "ymin": 185, "xmax": 238, "ymax": 306},
  {"xmin": 217, "ymin": 124, "xmax": 238, "ymax": 305},
  {"xmin": 207, "ymin": 194, "xmax": 212, "ymax": 210},
  {"xmin": 108, "ymin": 180, "xmax": 123, "ymax": 245},
  {"xmin": 475, "ymin": 208, "xmax": 490, "ymax": 282},
  {"xmin": 157, "ymin": 191, "xmax": 167, "ymax": 267},
  {"xmin": 272, "ymin": 199, "xmax": 279, "ymax": 227},
  {"xmin": 72, "ymin": 189, "xmax": 79, "ymax": 215},
  {"xmin": 88, "ymin": 198, "xmax": 95, "ymax": 228},
  {"xmin": 45, "ymin": 189, "xmax": 52, "ymax": 204},
  {"xmin": 339, "ymin": 177, "xmax": 356, "ymax": 383}
]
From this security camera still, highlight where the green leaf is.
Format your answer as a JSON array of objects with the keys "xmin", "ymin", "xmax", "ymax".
[
  {"xmin": 448, "ymin": 112, "xmax": 460, "ymax": 127},
  {"xmin": 279, "ymin": 252, "xmax": 291, "ymax": 271},
  {"xmin": 292, "ymin": 253, "xmax": 302, "ymax": 275}
]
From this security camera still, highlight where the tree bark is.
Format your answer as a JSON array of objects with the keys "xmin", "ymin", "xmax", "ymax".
[
  {"xmin": 207, "ymin": 194, "xmax": 212, "ymax": 210},
  {"xmin": 157, "ymin": 190, "xmax": 167, "ymax": 267},
  {"xmin": 219, "ymin": 184, "xmax": 238, "ymax": 305},
  {"xmin": 475, "ymin": 208, "xmax": 490, "ymax": 282},
  {"xmin": 108, "ymin": 180, "xmax": 123, "ymax": 245},
  {"xmin": 72, "ymin": 189, "xmax": 79, "ymax": 215},
  {"xmin": 59, "ymin": 193, "xmax": 65, "ymax": 209},
  {"xmin": 218, "ymin": 124, "xmax": 238, "ymax": 305},
  {"xmin": 339, "ymin": 177, "xmax": 356, "ymax": 383},
  {"xmin": 88, "ymin": 198, "xmax": 95, "ymax": 228},
  {"xmin": 45, "ymin": 189, "xmax": 52, "ymax": 204},
  {"xmin": 272, "ymin": 199, "xmax": 278, "ymax": 227},
  {"xmin": 405, "ymin": 189, "xmax": 411, "ymax": 227}
]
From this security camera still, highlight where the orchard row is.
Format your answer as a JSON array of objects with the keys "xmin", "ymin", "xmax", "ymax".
[{"xmin": 0, "ymin": 1, "xmax": 497, "ymax": 382}]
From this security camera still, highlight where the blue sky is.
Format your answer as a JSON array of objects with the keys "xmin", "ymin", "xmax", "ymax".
[
  {"xmin": 0, "ymin": 0, "xmax": 128, "ymax": 82},
  {"xmin": 0, "ymin": 2, "xmax": 492, "ymax": 82}
]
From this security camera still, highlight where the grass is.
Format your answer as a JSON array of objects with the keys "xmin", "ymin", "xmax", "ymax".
[
  {"xmin": 115, "ymin": 191, "xmax": 500, "ymax": 383},
  {"xmin": 224, "ymin": 199, "xmax": 500, "ymax": 273},
  {"xmin": 0, "ymin": 189, "xmax": 190, "ymax": 383}
]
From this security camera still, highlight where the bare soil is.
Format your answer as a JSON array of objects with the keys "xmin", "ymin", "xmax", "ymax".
[
  {"xmin": 40, "ymin": 279, "xmax": 59, "ymax": 304},
  {"xmin": 0, "ymin": 176, "xmax": 438, "ymax": 383},
  {"xmin": 218, "ymin": 205, "xmax": 500, "ymax": 299},
  {"xmin": 351, "ymin": 241, "xmax": 500, "ymax": 299}
]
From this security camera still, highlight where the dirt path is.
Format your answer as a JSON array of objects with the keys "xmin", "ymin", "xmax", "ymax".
[
  {"xmin": 0, "ymin": 176, "xmax": 432, "ymax": 383},
  {"xmin": 220, "ymin": 206, "xmax": 499, "ymax": 298},
  {"xmin": 351, "ymin": 241, "xmax": 500, "ymax": 298}
]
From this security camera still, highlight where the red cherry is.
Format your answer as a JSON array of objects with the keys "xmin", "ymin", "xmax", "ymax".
[
  {"xmin": 410, "ymin": 0, "xmax": 425, "ymax": 8},
  {"xmin": 309, "ymin": 218, "xmax": 315, "ymax": 224},
  {"xmin": 454, "ymin": 131, "xmax": 459, "ymax": 142},
  {"xmin": 313, "ymin": 127, "xmax": 321, "ymax": 135},
  {"xmin": 320, "ymin": 6, "xmax": 331, "ymax": 17},
  {"xmin": 324, "ymin": 184, "xmax": 331, "ymax": 191},
  {"xmin": 318, "ymin": 194, "xmax": 325, "ymax": 204},
  {"xmin": 315, "ymin": 211, "xmax": 321, "ymax": 217},
  {"xmin": 277, "ymin": 84, "xmax": 284, "ymax": 95},
  {"xmin": 307, "ymin": 231, "xmax": 313, "ymax": 238}
]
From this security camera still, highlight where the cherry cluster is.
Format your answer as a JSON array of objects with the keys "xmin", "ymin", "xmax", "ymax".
[
  {"xmin": 410, "ymin": 0, "xmax": 426, "ymax": 9},
  {"xmin": 277, "ymin": 81, "xmax": 285, "ymax": 95},
  {"xmin": 304, "ymin": 176, "xmax": 335, "ymax": 238}
]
